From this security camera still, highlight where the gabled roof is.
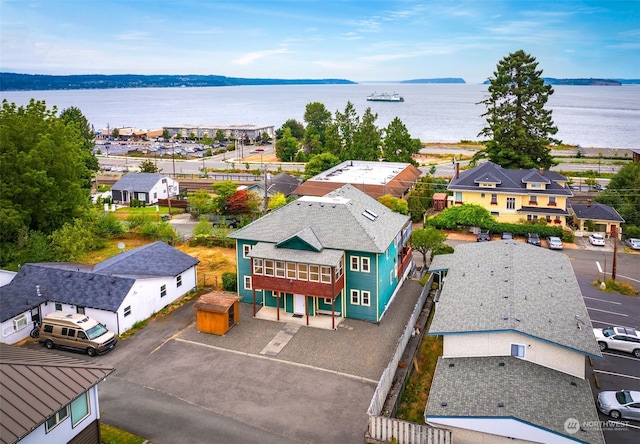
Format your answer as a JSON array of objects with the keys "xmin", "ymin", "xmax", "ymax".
[
  {"xmin": 94, "ymin": 241, "xmax": 199, "ymax": 277},
  {"xmin": 570, "ymin": 202, "xmax": 625, "ymax": 222},
  {"xmin": 229, "ymin": 184, "xmax": 410, "ymax": 253},
  {"xmin": 269, "ymin": 173, "xmax": 302, "ymax": 196},
  {"xmin": 0, "ymin": 343, "xmax": 114, "ymax": 444},
  {"xmin": 425, "ymin": 356, "xmax": 604, "ymax": 444},
  {"xmin": 428, "ymin": 241, "xmax": 601, "ymax": 358},
  {"xmin": 449, "ymin": 162, "xmax": 572, "ymax": 196},
  {"xmin": 0, "ymin": 242, "xmax": 199, "ymax": 322},
  {"xmin": 111, "ymin": 173, "xmax": 170, "ymax": 192}
]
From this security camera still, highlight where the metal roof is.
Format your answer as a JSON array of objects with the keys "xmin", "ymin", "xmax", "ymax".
[
  {"xmin": 0, "ymin": 344, "xmax": 114, "ymax": 444},
  {"xmin": 425, "ymin": 356, "xmax": 604, "ymax": 444},
  {"xmin": 428, "ymin": 241, "xmax": 601, "ymax": 358}
]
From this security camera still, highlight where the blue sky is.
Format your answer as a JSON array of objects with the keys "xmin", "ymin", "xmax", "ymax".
[{"xmin": 1, "ymin": 0, "xmax": 638, "ymax": 83}]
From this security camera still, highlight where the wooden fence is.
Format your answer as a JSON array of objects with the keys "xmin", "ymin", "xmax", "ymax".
[{"xmin": 367, "ymin": 417, "xmax": 451, "ymax": 444}]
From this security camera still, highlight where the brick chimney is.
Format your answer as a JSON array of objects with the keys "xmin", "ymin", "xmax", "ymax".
[{"xmin": 586, "ymin": 199, "xmax": 592, "ymax": 206}]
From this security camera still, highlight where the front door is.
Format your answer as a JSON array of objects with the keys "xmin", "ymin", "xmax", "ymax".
[{"xmin": 294, "ymin": 294, "xmax": 305, "ymax": 315}]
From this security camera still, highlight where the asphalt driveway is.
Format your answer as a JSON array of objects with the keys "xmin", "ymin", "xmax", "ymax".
[{"xmin": 93, "ymin": 278, "xmax": 423, "ymax": 443}]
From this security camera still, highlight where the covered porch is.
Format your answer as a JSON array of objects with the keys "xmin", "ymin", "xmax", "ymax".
[{"xmin": 254, "ymin": 305, "xmax": 344, "ymax": 330}]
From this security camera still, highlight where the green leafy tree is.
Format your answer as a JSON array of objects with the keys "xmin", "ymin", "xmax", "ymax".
[
  {"xmin": 138, "ymin": 158, "xmax": 159, "ymax": 173},
  {"xmin": 277, "ymin": 119, "xmax": 305, "ymax": 140},
  {"xmin": 427, "ymin": 204, "xmax": 495, "ymax": 230},
  {"xmin": 189, "ymin": 189, "xmax": 216, "ymax": 216},
  {"xmin": 303, "ymin": 152, "xmax": 341, "ymax": 180},
  {"xmin": 303, "ymin": 102, "xmax": 331, "ymax": 152},
  {"xmin": 382, "ymin": 117, "xmax": 420, "ymax": 165},
  {"xmin": 407, "ymin": 175, "xmax": 447, "ymax": 222},
  {"xmin": 275, "ymin": 127, "xmax": 299, "ymax": 161},
  {"xmin": 595, "ymin": 162, "xmax": 640, "ymax": 230},
  {"xmin": 477, "ymin": 50, "xmax": 560, "ymax": 169},
  {"xmin": 378, "ymin": 194, "xmax": 408, "ymax": 215},
  {"xmin": 193, "ymin": 217, "xmax": 214, "ymax": 237},
  {"xmin": 352, "ymin": 108, "xmax": 381, "ymax": 161},
  {"xmin": 268, "ymin": 192, "xmax": 287, "ymax": 211},
  {"xmin": 49, "ymin": 218, "xmax": 96, "ymax": 262},
  {"xmin": 59, "ymin": 106, "xmax": 99, "ymax": 174},
  {"xmin": 212, "ymin": 181, "xmax": 239, "ymax": 214},
  {"xmin": 410, "ymin": 226, "xmax": 447, "ymax": 267},
  {"xmin": 334, "ymin": 101, "xmax": 359, "ymax": 160},
  {"xmin": 162, "ymin": 128, "xmax": 171, "ymax": 140},
  {"xmin": 111, "ymin": 127, "xmax": 120, "ymax": 139},
  {"xmin": 0, "ymin": 99, "xmax": 94, "ymax": 247},
  {"xmin": 215, "ymin": 129, "xmax": 225, "ymax": 142}
]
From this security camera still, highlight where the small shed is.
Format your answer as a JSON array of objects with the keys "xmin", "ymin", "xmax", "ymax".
[
  {"xmin": 194, "ymin": 292, "xmax": 240, "ymax": 335},
  {"xmin": 432, "ymin": 193, "xmax": 448, "ymax": 211}
]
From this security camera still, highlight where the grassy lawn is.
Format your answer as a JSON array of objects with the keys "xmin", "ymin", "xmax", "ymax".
[
  {"xmin": 395, "ymin": 309, "xmax": 443, "ymax": 424},
  {"xmin": 101, "ymin": 423, "xmax": 145, "ymax": 444}
]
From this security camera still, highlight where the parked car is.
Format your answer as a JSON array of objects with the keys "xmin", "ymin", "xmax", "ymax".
[
  {"xmin": 546, "ymin": 236, "xmax": 563, "ymax": 250},
  {"xmin": 594, "ymin": 183, "xmax": 605, "ymax": 191},
  {"xmin": 525, "ymin": 233, "xmax": 541, "ymax": 246},
  {"xmin": 593, "ymin": 326, "xmax": 640, "ymax": 358},
  {"xmin": 625, "ymin": 238, "xmax": 640, "ymax": 250},
  {"xmin": 597, "ymin": 390, "xmax": 640, "ymax": 420},
  {"xmin": 588, "ymin": 233, "xmax": 606, "ymax": 246},
  {"xmin": 501, "ymin": 232, "xmax": 513, "ymax": 240},
  {"xmin": 477, "ymin": 229, "xmax": 492, "ymax": 242}
]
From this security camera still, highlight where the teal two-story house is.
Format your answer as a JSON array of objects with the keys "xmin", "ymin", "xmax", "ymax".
[{"xmin": 228, "ymin": 184, "xmax": 413, "ymax": 327}]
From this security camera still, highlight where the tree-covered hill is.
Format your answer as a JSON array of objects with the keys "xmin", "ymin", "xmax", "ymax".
[{"xmin": 0, "ymin": 73, "xmax": 356, "ymax": 91}]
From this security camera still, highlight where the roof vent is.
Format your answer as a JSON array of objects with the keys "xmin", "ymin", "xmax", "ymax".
[
  {"xmin": 497, "ymin": 402, "xmax": 505, "ymax": 408},
  {"xmin": 571, "ymin": 381, "xmax": 577, "ymax": 387},
  {"xmin": 498, "ymin": 362, "xmax": 505, "ymax": 367},
  {"xmin": 440, "ymin": 402, "xmax": 448, "ymax": 407},
  {"xmin": 448, "ymin": 363, "xmax": 455, "ymax": 368}
]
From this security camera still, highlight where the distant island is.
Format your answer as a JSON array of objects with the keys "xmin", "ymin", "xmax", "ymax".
[
  {"xmin": 0, "ymin": 73, "xmax": 356, "ymax": 91},
  {"xmin": 482, "ymin": 77, "xmax": 640, "ymax": 86}
]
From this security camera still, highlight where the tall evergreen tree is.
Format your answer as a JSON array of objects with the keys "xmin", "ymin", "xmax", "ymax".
[
  {"xmin": 477, "ymin": 50, "xmax": 560, "ymax": 169},
  {"xmin": 334, "ymin": 101, "xmax": 359, "ymax": 160},
  {"xmin": 382, "ymin": 117, "xmax": 420, "ymax": 165},
  {"xmin": 352, "ymin": 108, "xmax": 381, "ymax": 161}
]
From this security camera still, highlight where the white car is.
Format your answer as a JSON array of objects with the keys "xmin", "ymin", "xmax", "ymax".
[
  {"xmin": 593, "ymin": 326, "xmax": 640, "ymax": 358},
  {"xmin": 588, "ymin": 233, "xmax": 606, "ymax": 246},
  {"xmin": 625, "ymin": 238, "xmax": 640, "ymax": 250}
]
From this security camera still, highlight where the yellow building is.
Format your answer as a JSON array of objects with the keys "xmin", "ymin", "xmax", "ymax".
[{"xmin": 447, "ymin": 161, "xmax": 572, "ymax": 227}]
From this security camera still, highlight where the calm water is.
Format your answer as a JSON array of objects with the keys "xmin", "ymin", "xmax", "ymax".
[{"xmin": 3, "ymin": 83, "xmax": 639, "ymax": 148}]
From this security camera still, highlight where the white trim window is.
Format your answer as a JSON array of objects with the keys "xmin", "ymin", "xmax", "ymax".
[
  {"xmin": 297, "ymin": 263, "xmax": 308, "ymax": 280},
  {"xmin": 264, "ymin": 260, "xmax": 274, "ymax": 276},
  {"xmin": 244, "ymin": 276, "xmax": 252, "ymax": 290},
  {"xmin": 160, "ymin": 284, "xmax": 167, "ymax": 298},
  {"xmin": 323, "ymin": 297, "xmax": 332, "ymax": 305},
  {"xmin": 321, "ymin": 266, "xmax": 332, "ymax": 283},
  {"xmin": 309, "ymin": 265, "xmax": 320, "ymax": 282},
  {"xmin": 176, "ymin": 274, "xmax": 182, "ymax": 288},
  {"xmin": 511, "ymin": 343, "xmax": 525, "ymax": 358},
  {"xmin": 243, "ymin": 244, "xmax": 252, "ymax": 259},
  {"xmin": 350, "ymin": 289, "xmax": 360, "ymax": 305},
  {"xmin": 253, "ymin": 258, "xmax": 263, "ymax": 275},
  {"xmin": 361, "ymin": 291, "xmax": 371, "ymax": 307},
  {"xmin": 350, "ymin": 256, "xmax": 359, "ymax": 271},
  {"xmin": 13, "ymin": 314, "xmax": 28, "ymax": 331},
  {"xmin": 275, "ymin": 261, "xmax": 285, "ymax": 278},
  {"xmin": 46, "ymin": 406, "xmax": 69, "ymax": 432},
  {"xmin": 361, "ymin": 257, "xmax": 370, "ymax": 273},
  {"xmin": 286, "ymin": 262, "xmax": 297, "ymax": 279},
  {"xmin": 71, "ymin": 392, "xmax": 90, "ymax": 426}
]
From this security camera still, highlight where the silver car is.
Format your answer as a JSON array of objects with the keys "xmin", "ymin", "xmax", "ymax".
[
  {"xmin": 593, "ymin": 326, "xmax": 640, "ymax": 358},
  {"xmin": 546, "ymin": 236, "xmax": 563, "ymax": 250},
  {"xmin": 597, "ymin": 390, "xmax": 640, "ymax": 420},
  {"xmin": 625, "ymin": 238, "xmax": 640, "ymax": 250}
]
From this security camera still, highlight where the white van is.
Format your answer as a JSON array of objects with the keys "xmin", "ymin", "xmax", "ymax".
[{"xmin": 38, "ymin": 312, "xmax": 117, "ymax": 356}]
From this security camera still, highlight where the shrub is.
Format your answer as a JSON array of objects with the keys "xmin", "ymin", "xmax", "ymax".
[
  {"xmin": 222, "ymin": 272, "xmax": 237, "ymax": 292},
  {"xmin": 127, "ymin": 213, "xmax": 153, "ymax": 229},
  {"xmin": 95, "ymin": 213, "xmax": 124, "ymax": 238}
]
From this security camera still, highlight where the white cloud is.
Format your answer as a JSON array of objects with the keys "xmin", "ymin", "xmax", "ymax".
[{"xmin": 232, "ymin": 48, "xmax": 292, "ymax": 65}]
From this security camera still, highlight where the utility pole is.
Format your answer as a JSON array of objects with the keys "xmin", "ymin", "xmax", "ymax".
[
  {"xmin": 611, "ymin": 225, "xmax": 617, "ymax": 280},
  {"xmin": 263, "ymin": 165, "xmax": 269, "ymax": 214}
]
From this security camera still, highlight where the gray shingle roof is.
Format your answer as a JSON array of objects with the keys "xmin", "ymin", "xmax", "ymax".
[
  {"xmin": 0, "ymin": 343, "xmax": 114, "ymax": 444},
  {"xmin": 425, "ymin": 356, "xmax": 604, "ymax": 444},
  {"xmin": 94, "ymin": 241, "xmax": 199, "ymax": 277},
  {"xmin": 449, "ymin": 162, "xmax": 572, "ymax": 196},
  {"xmin": 428, "ymin": 241, "xmax": 601, "ymax": 358},
  {"xmin": 248, "ymin": 242, "xmax": 344, "ymax": 266},
  {"xmin": 229, "ymin": 184, "xmax": 410, "ymax": 253},
  {"xmin": 570, "ymin": 202, "xmax": 625, "ymax": 223},
  {"xmin": 269, "ymin": 173, "xmax": 302, "ymax": 196},
  {"xmin": 0, "ymin": 242, "xmax": 199, "ymax": 322},
  {"xmin": 111, "ymin": 172, "xmax": 166, "ymax": 192}
]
